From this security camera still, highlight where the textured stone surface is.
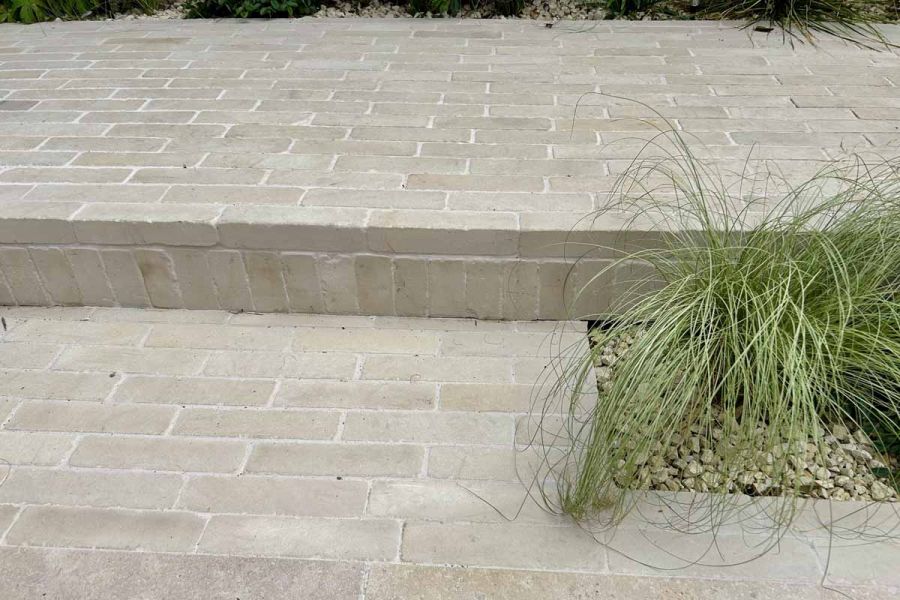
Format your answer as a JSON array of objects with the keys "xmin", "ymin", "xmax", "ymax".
[
  {"xmin": 3, "ymin": 20, "xmax": 897, "ymax": 318},
  {"xmin": 0, "ymin": 547, "xmax": 363, "ymax": 600},
  {"xmin": 0, "ymin": 298, "xmax": 898, "ymax": 595}
]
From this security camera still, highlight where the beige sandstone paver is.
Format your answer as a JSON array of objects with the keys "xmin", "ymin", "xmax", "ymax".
[
  {"xmin": 0, "ymin": 306, "xmax": 897, "ymax": 598},
  {"xmin": 2, "ymin": 20, "xmax": 899, "ymax": 317}
]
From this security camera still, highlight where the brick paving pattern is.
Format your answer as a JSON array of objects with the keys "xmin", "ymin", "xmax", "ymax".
[
  {"xmin": 0, "ymin": 306, "xmax": 898, "ymax": 597},
  {"xmin": 1, "ymin": 20, "xmax": 899, "ymax": 318}
]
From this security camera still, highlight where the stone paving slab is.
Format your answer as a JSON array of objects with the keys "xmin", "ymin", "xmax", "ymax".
[
  {"xmin": 2, "ymin": 20, "xmax": 899, "ymax": 317},
  {"xmin": 0, "ymin": 306, "xmax": 898, "ymax": 597}
]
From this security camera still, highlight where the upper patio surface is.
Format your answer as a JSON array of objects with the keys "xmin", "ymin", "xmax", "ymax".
[
  {"xmin": 1, "ymin": 19, "xmax": 900, "ymax": 317},
  {"xmin": 2, "ymin": 18, "xmax": 900, "ymax": 215}
]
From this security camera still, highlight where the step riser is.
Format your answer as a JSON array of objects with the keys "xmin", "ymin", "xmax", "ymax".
[{"xmin": 0, "ymin": 244, "xmax": 639, "ymax": 320}]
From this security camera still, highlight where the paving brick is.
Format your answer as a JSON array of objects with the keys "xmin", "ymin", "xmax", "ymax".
[
  {"xmin": 133, "ymin": 249, "xmax": 183, "ymax": 309},
  {"xmin": 199, "ymin": 515, "xmax": 400, "ymax": 561},
  {"xmin": 0, "ymin": 369, "xmax": 117, "ymax": 402},
  {"xmin": 245, "ymin": 442, "xmax": 424, "ymax": 477},
  {"xmin": 362, "ymin": 355, "xmax": 512, "ymax": 383},
  {"xmin": 0, "ymin": 431, "xmax": 75, "ymax": 465},
  {"xmin": 0, "ymin": 248, "xmax": 48, "ymax": 305},
  {"xmin": 343, "ymin": 411, "xmax": 513, "ymax": 444},
  {"xmin": 8, "ymin": 401, "xmax": 175, "ymax": 434},
  {"xmin": 0, "ymin": 547, "xmax": 363, "ymax": 600},
  {"xmin": 6, "ymin": 506, "xmax": 204, "ymax": 552},
  {"xmin": 69, "ymin": 435, "xmax": 247, "ymax": 473},
  {"xmin": 145, "ymin": 323, "xmax": 291, "ymax": 351},
  {"xmin": 65, "ymin": 248, "xmax": 117, "ymax": 307},
  {"xmin": 439, "ymin": 383, "xmax": 534, "ymax": 412},
  {"xmin": 202, "ymin": 350, "xmax": 356, "ymax": 379},
  {"xmin": 0, "ymin": 342, "xmax": 59, "ymax": 370},
  {"xmin": 402, "ymin": 522, "xmax": 607, "ymax": 571},
  {"xmin": 72, "ymin": 204, "xmax": 221, "ymax": 247},
  {"xmin": 99, "ymin": 249, "xmax": 151, "ymax": 307},
  {"xmin": 368, "ymin": 480, "xmax": 559, "ymax": 524},
  {"xmin": 178, "ymin": 475, "xmax": 368, "ymax": 517},
  {"xmin": 276, "ymin": 380, "xmax": 435, "ymax": 410},
  {"xmin": 53, "ymin": 346, "xmax": 207, "ymax": 375},
  {"xmin": 112, "ymin": 375, "xmax": 274, "ymax": 407},
  {"xmin": 0, "ymin": 202, "xmax": 77, "ymax": 244},
  {"xmin": 427, "ymin": 446, "xmax": 520, "ymax": 481},
  {"xmin": 293, "ymin": 327, "xmax": 439, "ymax": 354},
  {"xmin": 3, "ymin": 319, "xmax": 147, "ymax": 346},
  {"xmin": 0, "ymin": 468, "xmax": 182, "ymax": 509},
  {"xmin": 243, "ymin": 251, "xmax": 290, "ymax": 313},
  {"xmin": 172, "ymin": 408, "xmax": 339, "ymax": 440}
]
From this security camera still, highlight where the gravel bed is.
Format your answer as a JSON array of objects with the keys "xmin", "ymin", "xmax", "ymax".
[{"xmin": 592, "ymin": 329, "xmax": 899, "ymax": 503}]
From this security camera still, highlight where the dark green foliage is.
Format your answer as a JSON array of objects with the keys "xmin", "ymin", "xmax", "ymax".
[
  {"xmin": 0, "ymin": 0, "xmax": 156, "ymax": 23},
  {"xmin": 182, "ymin": 0, "xmax": 316, "ymax": 18},
  {"xmin": 604, "ymin": 0, "xmax": 661, "ymax": 17},
  {"xmin": 409, "ymin": 0, "xmax": 457, "ymax": 14},
  {"xmin": 700, "ymin": 0, "xmax": 892, "ymax": 46}
]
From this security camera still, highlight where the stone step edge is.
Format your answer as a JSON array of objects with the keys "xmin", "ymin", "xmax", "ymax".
[
  {"xmin": 0, "ymin": 244, "xmax": 646, "ymax": 320},
  {"xmin": 0, "ymin": 201, "xmax": 668, "ymax": 259}
]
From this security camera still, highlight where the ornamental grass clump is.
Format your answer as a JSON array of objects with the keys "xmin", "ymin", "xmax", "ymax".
[{"xmin": 533, "ymin": 126, "xmax": 900, "ymax": 528}]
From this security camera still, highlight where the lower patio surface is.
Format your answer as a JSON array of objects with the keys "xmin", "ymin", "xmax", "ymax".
[{"xmin": 0, "ymin": 306, "xmax": 897, "ymax": 598}]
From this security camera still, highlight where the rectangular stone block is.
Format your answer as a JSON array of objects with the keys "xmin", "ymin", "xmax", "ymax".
[
  {"xmin": 172, "ymin": 408, "xmax": 339, "ymax": 440},
  {"xmin": 207, "ymin": 250, "xmax": 253, "ymax": 312},
  {"xmin": 244, "ymin": 251, "xmax": 290, "ymax": 313},
  {"xmin": 54, "ymin": 346, "xmax": 207, "ymax": 376},
  {"xmin": 354, "ymin": 255, "xmax": 393, "ymax": 315},
  {"xmin": 0, "ymin": 469, "xmax": 182, "ymax": 509},
  {"xmin": 427, "ymin": 259, "xmax": 466, "ymax": 318},
  {"xmin": 4, "ymin": 319, "xmax": 147, "ymax": 346},
  {"xmin": 8, "ymin": 401, "xmax": 176, "ymax": 434},
  {"xmin": 6, "ymin": 506, "xmax": 205, "ymax": 552},
  {"xmin": 282, "ymin": 253, "xmax": 324, "ymax": 313},
  {"xmin": 145, "ymin": 324, "xmax": 291, "ymax": 351},
  {"xmin": 0, "ymin": 431, "xmax": 75, "ymax": 465},
  {"xmin": 199, "ymin": 515, "xmax": 400, "ymax": 561},
  {"xmin": 342, "ymin": 412, "xmax": 513, "ymax": 444},
  {"xmin": 0, "ymin": 342, "xmax": 59, "ymax": 370},
  {"xmin": 203, "ymin": 351, "xmax": 357, "ymax": 379},
  {"xmin": 178, "ymin": 476, "xmax": 367, "ymax": 517},
  {"xmin": 65, "ymin": 248, "xmax": 116, "ymax": 306},
  {"xmin": 362, "ymin": 355, "xmax": 512, "ymax": 383},
  {"xmin": 112, "ymin": 375, "xmax": 274, "ymax": 407},
  {"xmin": 27, "ymin": 248, "xmax": 82, "ymax": 305},
  {"xmin": 246, "ymin": 442, "xmax": 424, "ymax": 477},
  {"xmin": 276, "ymin": 380, "xmax": 435, "ymax": 410},
  {"xmin": 402, "ymin": 522, "xmax": 607, "ymax": 571},
  {"xmin": 293, "ymin": 327, "xmax": 438, "ymax": 354},
  {"xmin": 0, "ymin": 369, "xmax": 116, "ymax": 402},
  {"xmin": 317, "ymin": 255, "xmax": 359, "ymax": 314},
  {"xmin": 393, "ymin": 258, "xmax": 428, "ymax": 317},
  {"xmin": 69, "ymin": 435, "xmax": 247, "ymax": 473},
  {"xmin": 0, "ymin": 248, "xmax": 47, "ymax": 305},
  {"xmin": 100, "ymin": 249, "xmax": 151, "ymax": 307},
  {"xmin": 218, "ymin": 206, "xmax": 367, "ymax": 252},
  {"xmin": 439, "ymin": 383, "xmax": 534, "ymax": 412},
  {"xmin": 169, "ymin": 249, "xmax": 218, "ymax": 310},
  {"xmin": 133, "ymin": 249, "xmax": 183, "ymax": 309}
]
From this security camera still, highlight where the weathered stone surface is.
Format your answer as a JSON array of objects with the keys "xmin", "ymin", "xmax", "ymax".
[{"xmin": 0, "ymin": 547, "xmax": 363, "ymax": 600}]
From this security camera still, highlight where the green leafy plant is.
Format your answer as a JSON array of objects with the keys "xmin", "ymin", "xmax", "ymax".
[
  {"xmin": 531, "ymin": 108, "xmax": 900, "ymax": 527},
  {"xmin": 0, "ymin": 0, "xmax": 157, "ymax": 22},
  {"xmin": 604, "ymin": 0, "xmax": 662, "ymax": 17},
  {"xmin": 700, "ymin": 0, "xmax": 894, "ymax": 47},
  {"xmin": 183, "ymin": 0, "xmax": 318, "ymax": 18}
]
